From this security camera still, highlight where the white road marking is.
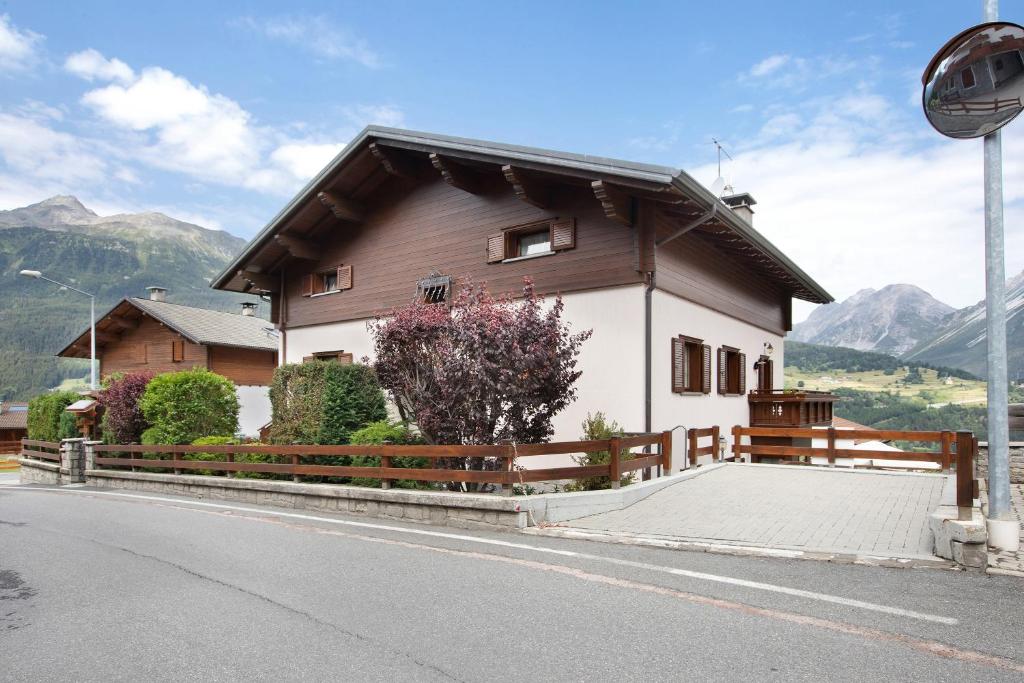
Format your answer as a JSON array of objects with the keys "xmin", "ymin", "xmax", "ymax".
[{"xmin": 1, "ymin": 486, "xmax": 958, "ymax": 625}]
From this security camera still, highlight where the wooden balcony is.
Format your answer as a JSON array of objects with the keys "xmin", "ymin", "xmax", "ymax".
[{"xmin": 748, "ymin": 390, "xmax": 838, "ymax": 428}]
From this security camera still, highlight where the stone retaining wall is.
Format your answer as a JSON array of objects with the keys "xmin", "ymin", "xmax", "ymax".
[
  {"xmin": 977, "ymin": 442, "xmax": 1024, "ymax": 484},
  {"xmin": 19, "ymin": 459, "xmax": 63, "ymax": 485}
]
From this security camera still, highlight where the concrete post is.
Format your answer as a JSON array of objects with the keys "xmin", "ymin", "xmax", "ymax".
[
  {"xmin": 84, "ymin": 441, "xmax": 102, "ymax": 474},
  {"xmin": 60, "ymin": 438, "xmax": 86, "ymax": 483}
]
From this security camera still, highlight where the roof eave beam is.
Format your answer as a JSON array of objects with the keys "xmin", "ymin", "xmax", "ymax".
[
  {"xmin": 430, "ymin": 153, "xmax": 485, "ymax": 194},
  {"xmin": 317, "ymin": 191, "xmax": 364, "ymax": 223},
  {"xmin": 369, "ymin": 142, "xmax": 421, "ymax": 179},
  {"xmin": 591, "ymin": 180, "xmax": 633, "ymax": 227},
  {"xmin": 274, "ymin": 234, "xmax": 320, "ymax": 260},
  {"xmin": 501, "ymin": 165, "xmax": 549, "ymax": 208},
  {"xmin": 238, "ymin": 270, "xmax": 278, "ymax": 293},
  {"xmin": 655, "ymin": 204, "xmax": 718, "ymax": 248}
]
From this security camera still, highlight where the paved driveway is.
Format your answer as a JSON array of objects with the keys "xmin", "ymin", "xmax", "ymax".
[{"xmin": 565, "ymin": 464, "xmax": 948, "ymax": 560}]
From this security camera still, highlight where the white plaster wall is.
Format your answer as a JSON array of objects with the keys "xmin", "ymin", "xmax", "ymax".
[
  {"xmin": 236, "ymin": 385, "xmax": 272, "ymax": 437},
  {"xmin": 651, "ymin": 289, "xmax": 785, "ymax": 467}
]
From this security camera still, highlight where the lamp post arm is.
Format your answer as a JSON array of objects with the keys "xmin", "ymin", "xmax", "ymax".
[{"xmin": 35, "ymin": 274, "xmax": 95, "ymax": 299}]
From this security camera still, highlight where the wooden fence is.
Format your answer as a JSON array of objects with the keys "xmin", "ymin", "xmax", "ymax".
[
  {"xmin": 89, "ymin": 432, "xmax": 672, "ymax": 491},
  {"xmin": 0, "ymin": 440, "xmax": 24, "ymax": 455},
  {"xmin": 687, "ymin": 427, "xmax": 720, "ymax": 466},
  {"xmin": 720, "ymin": 426, "xmax": 977, "ymax": 509},
  {"xmin": 20, "ymin": 439, "xmax": 61, "ymax": 463}
]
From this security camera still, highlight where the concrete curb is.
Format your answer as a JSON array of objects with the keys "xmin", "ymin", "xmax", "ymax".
[
  {"xmin": 929, "ymin": 476, "xmax": 987, "ymax": 569},
  {"xmin": 523, "ymin": 525, "xmax": 956, "ymax": 570}
]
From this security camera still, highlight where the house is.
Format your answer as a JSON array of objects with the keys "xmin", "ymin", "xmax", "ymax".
[
  {"xmin": 211, "ymin": 127, "xmax": 832, "ymax": 464},
  {"xmin": 0, "ymin": 402, "xmax": 28, "ymax": 454},
  {"xmin": 57, "ymin": 288, "xmax": 278, "ymax": 436}
]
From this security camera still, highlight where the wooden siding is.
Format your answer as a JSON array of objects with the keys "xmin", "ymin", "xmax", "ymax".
[
  {"xmin": 99, "ymin": 316, "xmax": 207, "ymax": 378},
  {"xmin": 654, "ymin": 225, "xmax": 787, "ymax": 335},
  {"xmin": 281, "ymin": 177, "xmax": 643, "ymax": 328},
  {"xmin": 208, "ymin": 346, "xmax": 277, "ymax": 386}
]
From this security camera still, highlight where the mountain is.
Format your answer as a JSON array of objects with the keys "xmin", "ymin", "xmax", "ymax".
[
  {"xmin": 790, "ymin": 284, "xmax": 955, "ymax": 356},
  {"xmin": 904, "ymin": 270, "xmax": 1024, "ymax": 379},
  {"xmin": 0, "ymin": 196, "xmax": 259, "ymax": 401}
]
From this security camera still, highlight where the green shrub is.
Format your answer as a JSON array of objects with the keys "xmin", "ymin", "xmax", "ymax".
[
  {"xmin": 27, "ymin": 391, "xmax": 79, "ymax": 441},
  {"xmin": 347, "ymin": 420, "xmax": 428, "ymax": 488},
  {"xmin": 268, "ymin": 362, "xmax": 387, "ymax": 445},
  {"xmin": 139, "ymin": 369, "xmax": 239, "ymax": 444},
  {"xmin": 184, "ymin": 435, "xmax": 237, "ymax": 476},
  {"xmin": 564, "ymin": 412, "xmax": 632, "ymax": 492},
  {"xmin": 58, "ymin": 410, "xmax": 79, "ymax": 440}
]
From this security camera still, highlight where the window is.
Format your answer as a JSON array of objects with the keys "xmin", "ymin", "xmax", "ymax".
[
  {"xmin": 301, "ymin": 265, "xmax": 353, "ymax": 297},
  {"xmin": 671, "ymin": 335, "xmax": 711, "ymax": 395},
  {"xmin": 417, "ymin": 273, "xmax": 452, "ymax": 304},
  {"xmin": 960, "ymin": 66, "xmax": 976, "ymax": 89},
  {"xmin": 303, "ymin": 351, "xmax": 354, "ymax": 364},
  {"xmin": 487, "ymin": 218, "xmax": 576, "ymax": 263},
  {"xmin": 171, "ymin": 340, "xmax": 185, "ymax": 363},
  {"xmin": 717, "ymin": 346, "xmax": 747, "ymax": 396}
]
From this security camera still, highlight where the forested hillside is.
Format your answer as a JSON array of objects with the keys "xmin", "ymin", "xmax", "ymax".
[{"xmin": 0, "ymin": 197, "xmax": 261, "ymax": 400}]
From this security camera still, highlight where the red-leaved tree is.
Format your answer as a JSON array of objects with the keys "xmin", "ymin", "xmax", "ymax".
[
  {"xmin": 370, "ymin": 278, "xmax": 591, "ymax": 449},
  {"xmin": 97, "ymin": 371, "xmax": 155, "ymax": 443}
]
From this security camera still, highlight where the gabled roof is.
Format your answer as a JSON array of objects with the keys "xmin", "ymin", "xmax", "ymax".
[
  {"xmin": 211, "ymin": 126, "xmax": 832, "ymax": 304},
  {"xmin": 0, "ymin": 402, "xmax": 28, "ymax": 430},
  {"xmin": 58, "ymin": 298, "xmax": 278, "ymax": 359}
]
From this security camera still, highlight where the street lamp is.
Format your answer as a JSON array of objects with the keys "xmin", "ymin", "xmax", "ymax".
[{"xmin": 19, "ymin": 269, "xmax": 97, "ymax": 390}]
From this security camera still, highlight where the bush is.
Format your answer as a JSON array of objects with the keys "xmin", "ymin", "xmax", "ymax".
[
  {"xmin": 98, "ymin": 371, "xmax": 154, "ymax": 443},
  {"xmin": 58, "ymin": 410, "xmax": 79, "ymax": 440},
  {"xmin": 184, "ymin": 435, "xmax": 236, "ymax": 476},
  {"xmin": 347, "ymin": 420, "xmax": 428, "ymax": 488},
  {"xmin": 27, "ymin": 391, "xmax": 79, "ymax": 441},
  {"xmin": 139, "ymin": 369, "xmax": 239, "ymax": 444},
  {"xmin": 268, "ymin": 362, "xmax": 387, "ymax": 445},
  {"xmin": 564, "ymin": 412, "xmax": 631, "ymax": 491}
]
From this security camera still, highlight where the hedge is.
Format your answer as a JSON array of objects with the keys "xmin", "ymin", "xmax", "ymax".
[
  {"xmin": 268, "ymin": 362, "xmax": 387, "ymax": 445},
  {"xmin": 27, "ymin": 391, "xmax": 79, "ymax": 441},
  {"xmin": 139, "ymin": 368, "xmax": 239, "ymax": 444}
]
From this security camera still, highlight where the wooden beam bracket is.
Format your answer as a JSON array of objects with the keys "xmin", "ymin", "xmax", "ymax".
[
  {"xmin": 317, "ymin": 191, "xmax": 364, "ymax": 223},
  {"xmin": 591, "ymin": 180, "xmax": 633, "ymax": 227},
  {"xmin": 501, "ymin": 165, "xmax": 549, "ymax": 208},
  {"xmin": 430, "ymin": 153, "xmax": 485, "ymax": 194},
  {"xmin": 274, "ymin": 234, "xmax": 320, "ymax": 260},
  {"xmin": 369, "ymin": 142, "xmax": 421, "ymax": 179},
  {"xmin": 238, "ymin": 270, "xmax": 278, "ymax": 293}
]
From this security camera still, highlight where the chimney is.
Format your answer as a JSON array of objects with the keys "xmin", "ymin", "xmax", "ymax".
[
  {"xmin": 722, "ymin": 192, "xmax": 756, "ymax": 225},
  {"xmin": 240, "ymin": 302, "xmax": 257, "ymax": 317},
  {"xmin": 146, "ymin": 286, "xmax": 167, "ymax": 302}
]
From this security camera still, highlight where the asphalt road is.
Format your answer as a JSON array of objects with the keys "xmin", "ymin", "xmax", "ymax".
[{"xmin": 1, "ymin": 483, "xmax": 1023, "ymax": 682}]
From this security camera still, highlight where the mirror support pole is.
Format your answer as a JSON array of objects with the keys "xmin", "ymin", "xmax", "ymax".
[{"xmin": 983, "ymin": 0, "xmax": 1011, "ymax": 521}]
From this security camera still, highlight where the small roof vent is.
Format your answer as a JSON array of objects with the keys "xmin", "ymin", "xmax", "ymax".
[
  {"xmin": 146, "ymin": 286, "xmax": 167, "ymax": 302},
  {"xmin": 240, "ymin": 302, "xmax": 258, "ymax": 317}
]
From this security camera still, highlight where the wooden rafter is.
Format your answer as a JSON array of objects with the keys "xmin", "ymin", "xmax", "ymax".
[
  {"xmin": 106, "ymin": 315, "xmax": 138, "ymax": 330},
  {"xmin": 369, "ymin": 142, "xmax": 420, "ymax": 179},
  {"xmin": 591, "ymin": 180, "xmax": 633, "ymax": 227},
  {"xmin": 430, "ymin": 153, "xmax": 485, "ymax": 194},
  {"xmin": 501, "ymin": 165, "xmax": 549, "ymax": 208},
  {"xmin": 317, "ymin": 191, "xmax": 364, "ymax": 223},
  {"xmin": 238, "ymin": 270, "xmax": 278, "ymax": 292},
  {"xmin": 274, "ymin": 234, "xmax": 319, "ymax": 260}
]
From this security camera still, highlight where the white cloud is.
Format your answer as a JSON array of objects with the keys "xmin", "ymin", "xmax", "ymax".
[
  {"xmin": 270, "ymin": 142, "xmax": 344, "ymax": 180},
  {"xmin": 691, "ymin": 93, "xmax": 1024, "ymax": 322},
  {"xmin": 237, "ymin": 15, "xmax": 380, "ymax": 68},
  {"xmin": 342, "ymin": 104, "xmax": 405, "ymax": 128},
  {"xmin": 0, "ymin": 112, "xmax": 107, "ymax": 183},
  {"xmin": 64, "ymin": 48, "xmax": 135, "ymax": 84},
  {"xmin": 749, "ymin": 54, "xmax": 792, "ymax": 78},
  {"xmin": 0, "ymin": 14, "xmax": 42, "ymax": 73}
]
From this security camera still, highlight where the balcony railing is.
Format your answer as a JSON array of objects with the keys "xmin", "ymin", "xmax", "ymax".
[{"xmin": 748, "ymin": 390, "xmax": 838, "ymax": 428}]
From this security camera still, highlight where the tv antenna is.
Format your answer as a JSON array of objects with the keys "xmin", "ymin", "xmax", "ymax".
[{"xmin": 709, "ymin": 138, "xmax": 733, "ymax": 197}]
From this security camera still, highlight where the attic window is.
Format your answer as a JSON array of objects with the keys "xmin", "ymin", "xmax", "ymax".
[
  {"xmin": 487, "ymin": 218, "xmax": 576, "ymax": 263},
  {"xmin": 417, "ymin": 273, "xmax": 452, "ymax": 304},
  {"xmin": 301, "ymin": 265, "xmax": 353, "ymax": 297}
]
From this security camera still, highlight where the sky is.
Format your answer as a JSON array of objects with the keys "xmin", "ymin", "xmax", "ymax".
[{"xmin": 1, "ymin": 0, "xmax": 1022, "ymax": 323}]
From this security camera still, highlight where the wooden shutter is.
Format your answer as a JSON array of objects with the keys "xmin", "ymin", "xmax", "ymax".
[
  {"xmin": 701, "ymin": 344, "xmax": 712, "ymax": 394},
  {"xmin": 550, "ymin": 218, "xmax": 576, "ymax": 251},
  {"xmin": 717, "ymin": 348, "xmax": 728, "ymax": 395},
  {"xmin": 300, "ymin": 274, "xmax": 314, "ymax": 297},
  {"xmin": 671, "ymin": 337, "xmax": 684, "ymax": 393},
  {"xmin": 171, "ymin": 340, "xmax": 184, "ymax": 362},
  {"xmin": 337, "ymin": 265, "xmax": 353, "ymax": 291},
  {"xmin": 738, "ymin": 353, "xmax": 747, "ymax": 394},
  {"xmin": 487, "ymin": 233, "xmax": 505, "ymax": 263}
]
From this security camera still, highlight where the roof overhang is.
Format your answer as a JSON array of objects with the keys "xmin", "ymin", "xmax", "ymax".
[{"xmin": 212, "ymin": 126, "xmax": 832, "ymax": 304}]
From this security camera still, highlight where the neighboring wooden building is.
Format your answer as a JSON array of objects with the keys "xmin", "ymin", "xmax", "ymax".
[
  {"xmin": 0, "ymin": 402, "xmax": 28, "ymax": 453},
  {"xmin": 211, "ymin": 127, "xmax": 832, "ymax": 464},
  {"xmin": 57, "ymin": 289, "xmax": 278, "ymax": 435}
]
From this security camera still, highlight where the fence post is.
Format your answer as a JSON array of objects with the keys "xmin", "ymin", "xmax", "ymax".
[
  {"xmin": 380, "ymin": 455, "xmax": 392, "ymax": 490},
  {"xmin": 660, "ymin": 430, "xmax": 672, "ymax": 476},
  {"xmin": 712, "ymin": 425, "xmax": 721, "ymax": 462},
  {"xmin": 291, "ymin": 453, "xmax": 301, "ymax": 483},
  {"xmin": 731, "ymin": 426, "xmax": 743, "ymax": 463},
  {"xmin": 172, "ymin": 447, "xmax": 181, "ymax": 476},
  {"xmin": 502, "ymin": 448, "xmax": 515, "ymax": 496},
  {"xmin": 60, "ymin": 438, "xmax": 85, "ymax": 483},
  {"xmin": 687, "ymin": 429, "xmax": 697, "ymax": 468},
  {"xmin": 955, "ymin": 431, "xmax": 975, "ymax": 520},
  {"xmin": 609, "ymin": 437, "xmax": 621, "ymax": 489},
  {"xmin": 827, "ymin": 427, "xmax": 836, "ymax": 467},
  {"xmin": 940, "ymin": 431, "xmax": 953, "ymax": 471},
  {"xmin": 225, "ymin": 450, "xmax": 234, "ymax": 477},
  {"xmin": 83, "ymin": 440, "xmax": 101, "ymax": 475}
]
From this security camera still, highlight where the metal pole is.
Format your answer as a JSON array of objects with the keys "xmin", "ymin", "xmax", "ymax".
[
  {"xmin": 983, "ymin": 0, "xmax": 1011, "ymax": 520},
  {"xmin": 90, "ymin": 295, "xmax": 97, "ymax": 390}
]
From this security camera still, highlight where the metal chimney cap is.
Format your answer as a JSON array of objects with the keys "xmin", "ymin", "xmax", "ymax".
[{"xmin": 145, "ymin": 286, "xmax": 167, "ymax": 301}]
